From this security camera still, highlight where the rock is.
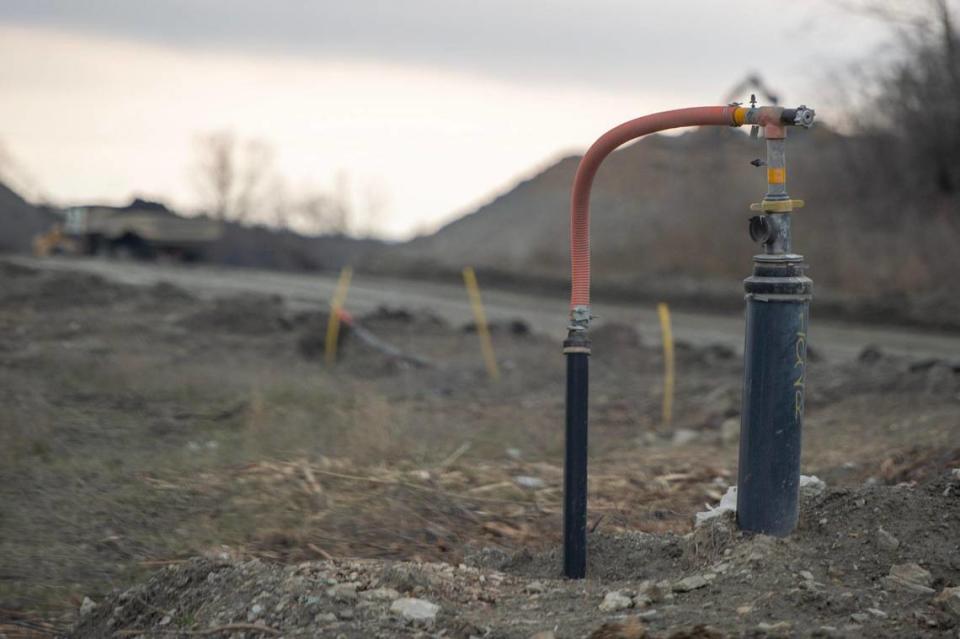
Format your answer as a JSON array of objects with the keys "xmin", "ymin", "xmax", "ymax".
[
  {"xmin": 934, "ymin": 586, "xmax": 960, "ymax": 617},
  {"xmin": 513, "ymin": 476, "xmax": 545, "ymax": 489},
  {"xmin": 798, "ymin": 570, "xmax": 814, "ymax": 581},
  {"xmin": 672, "ymin": 429, "xmax": 698, "ymax": 446},
  {"xmin": 884, "ymin": 562, "xmax": 935, "ymax": 594},
  {"xmin": 314, "ymin": 612, "xmax": 337, "ymax": 623},
  {"xmin": 79, "ymin": 596, "xmax": 97, "ymax": 616},
  {"xmin": 876, "ymin": 527, "xmax": 900, "ymax": 551},
  {"xmin": 849, "ymin": 613, "xmax": 868, "ymax": 623},
  {"xmin": 529, "ymin": 632, "xmax": 556, "ymax": 639},
  {"xmin": 337, "ymin": 608, "xmax": 355, "ymax": 620},
  {"xmin": 599, "ymin": 590, "xmax": 633, "ymax": 612},
  {"xmin": 390, "ymin": 597, "xmax": 439, "ymax": 623},
  {"xmin": 867, "ymin": 608, "xmax": 888, "ymax": 619},
  {"xmin": 639, "ymin": 581, "xmax": 669, "ymax": 603},
  {"xmin": 799, "ymin": 475, "xmax": 826, "ymax": 498},
  {"xmin": 361, "ymin": 587, "xmax": 400, "ymax": 601},
  {"xmin": 633, "ymin": 593, "xmax": 652, "ymax": 608},
  {"xmin": 672, "ymin": 575, "xmax": 710, "ymax": 593},
  {"xmin": 720, "ymin": 418, "xmax": 740, "ymax": 445},
  {"xmin": 328, "ymin": 583, "xmax": 358, "ymax": 603},
  {"xmin": 523, "ymin": 581, "xmax": 547, "ymax": 594}
]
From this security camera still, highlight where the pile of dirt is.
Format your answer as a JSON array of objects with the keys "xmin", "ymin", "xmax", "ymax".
[
  {"xmin": 71, "ymin": 473, "xmax": 960, "ymax": 638},
  {"xmin": 0, "ymin": 262, "xmax": 133, "ymax": 311},
  {"xmin": 179, "ymin": 294, "xmax": 293, "ymax": 335}
]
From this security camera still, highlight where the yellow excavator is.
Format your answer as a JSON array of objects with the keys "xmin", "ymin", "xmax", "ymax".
[{"xmin": 32, "ymin": 223, "xmax": 77, "ymax": 257}]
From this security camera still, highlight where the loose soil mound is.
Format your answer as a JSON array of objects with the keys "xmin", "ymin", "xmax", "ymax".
[{"xmin": 72, "ymin": 475, "xmax": 960, "ymax": 638}]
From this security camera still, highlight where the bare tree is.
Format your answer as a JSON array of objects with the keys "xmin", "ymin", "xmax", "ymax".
[
  {"xmin": 291, "ymin": 188, "xmax": 351, "ymax": 236},
  {"xmin": 844, "ymin": 0, "xmax": 960, "ymax": 194},
  {"xmin": 357, "ymin": 176, "xmax": 390, "ymax": 237},
  {"xmin": 193, "ymin": 131, "xmax": 274, "ymax": 222}
]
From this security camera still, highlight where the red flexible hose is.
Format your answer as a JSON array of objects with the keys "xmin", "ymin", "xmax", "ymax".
[{"xmin": 570, "ymin": 106, "xmax": 737, "ymax": 310}]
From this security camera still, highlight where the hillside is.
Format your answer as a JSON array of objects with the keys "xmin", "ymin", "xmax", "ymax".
[
  {"xmin": 376, "ymin": 125, "xmax": 959, "ymax": 321},
  {"xmin": 0, "ymin": 181, "xmax": 56, "ymax": 253}
]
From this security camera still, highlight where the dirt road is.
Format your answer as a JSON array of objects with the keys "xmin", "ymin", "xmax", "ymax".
[{"xmin": 10, "ymin": 255, "xmax": 960, "ymax": 362}]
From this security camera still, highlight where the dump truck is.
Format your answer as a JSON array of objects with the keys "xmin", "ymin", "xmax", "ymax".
[{"xmin": 49, "ymin": 199, "xmax": 222, "ymax": 261}]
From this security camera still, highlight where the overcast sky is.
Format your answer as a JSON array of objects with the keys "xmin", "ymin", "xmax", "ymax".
[{"xmin": 0, "ymin": 1, "xmax": 894, "ymax": 237}]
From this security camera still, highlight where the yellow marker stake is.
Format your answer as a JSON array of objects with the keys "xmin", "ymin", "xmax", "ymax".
[
  {"xmin": 324, "ymin": 266, "xmax": 353, "ymax": 366},
  {"xmin": 657, "ymin": 302, "xmax": 675, "ymax": 427},
  {"xmin": 462, "ymin": 267, "xmax": 500, "ymax": 382}
]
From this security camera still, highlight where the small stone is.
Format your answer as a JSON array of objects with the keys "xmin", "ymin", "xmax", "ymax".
[
  {"xmin": 638, "ymin": 581, "xmax": 668, "ymax": 603},
  {"xmin": 673, "ymin": 575, "xmax": 710, "ymax": 593},
  {"xmin": 736, "ymin": 605, "xmax": 753, "ymax": 615},
  {"xmin": 799, "ymin": 570, "xmax": 814, "ymax": 581},
  {"xmin": 158, "ymin": 615, "xmax": 171, "ymax": 626},
  {"xmin": 876, "ymin": 527, "xmax": 900, "ymax": 551},
  {"xmin": 337, "ymin": 608, "xmax": 354, "ymax": 620},
  {"xmin": 636, "ymin": 609, "xmax": 658, "ymax": 619},
  {"xmin": 314, "ymin": 612, "xmax": 337, "ymax": 623},
  {"xmin": 867, "ymin": 608, "xmax": 888, "ymax": 619},
  {"xmin": 849, "ymin": 613, "xmax": 869, "ymax": 623},
  {"xmin": 934, "ymin": 586, "xmax": 960, "ymax": 618},
  {"xmin": 799, "ymin": 475, "xmax": 826, "ymax": 498},
  {"xmin": 523, "ymin": 581, "xmax": 547, "ymax": 594},
  {"xmin": 812, "ymin": 626, "xmax": 841, "ymax": 638},
  {"xmin": 884, "ymin": 562, "xmax": 935, "ymax": 594},
  {"xmin": 390, "ymin": 597, "xmax": 439, "ymax": 623},
  {"xmin": 328, "ymin": 584, "xmax": 358, "ymax": 603},
  {"xmin": 514, "ymin": 476, "xmax": 545, "ymax": 489},
  {"xmin": 672, "ymin": 429, "xmax": 698, "ymax": 446},
  {"xmin": 361, "ymin": 587, "xmax": 400, "ymax": 601},
  {"xmin": 599, "ymin": 591, "xmax": 633, "ymax": 612},
  {"xmin": 633, "ymin": 593, "xmax": 652, "ymax": 608},
  {"xmin": 528, "ymin": 632, "xmax": 555, "ymax": 639},
  {"xmin": 79, "ymin": 597, "xmax": 97, "ymax": 616}
]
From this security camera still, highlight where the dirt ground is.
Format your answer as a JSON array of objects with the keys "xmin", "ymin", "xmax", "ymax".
[{"xmin": 1, "ymin": 260, "xmax": 960, "ymax": 638}]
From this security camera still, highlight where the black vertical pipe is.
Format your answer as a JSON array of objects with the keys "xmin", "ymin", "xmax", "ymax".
[
  {"xmin": 563, "ymin": 335, "xmax": 590, "ymax": 578},
  {"xmin": 737, "ymin": 258, "xmax": 811, "ymax": 536}
]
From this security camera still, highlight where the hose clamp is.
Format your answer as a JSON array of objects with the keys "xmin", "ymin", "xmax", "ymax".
[{"xmin": 568, "ymin": 304, "xmax": 592, "ymax": 332}]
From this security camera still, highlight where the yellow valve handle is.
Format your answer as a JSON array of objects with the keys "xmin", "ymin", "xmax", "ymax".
[{"xmin": 750, "ymin": 199, "xmax": 805, "ymax": 213}]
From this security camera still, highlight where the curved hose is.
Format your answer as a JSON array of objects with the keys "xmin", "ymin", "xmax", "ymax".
[{"xmin": 569, "ymin": 106, "xmax": 739, "ymax": 312}]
